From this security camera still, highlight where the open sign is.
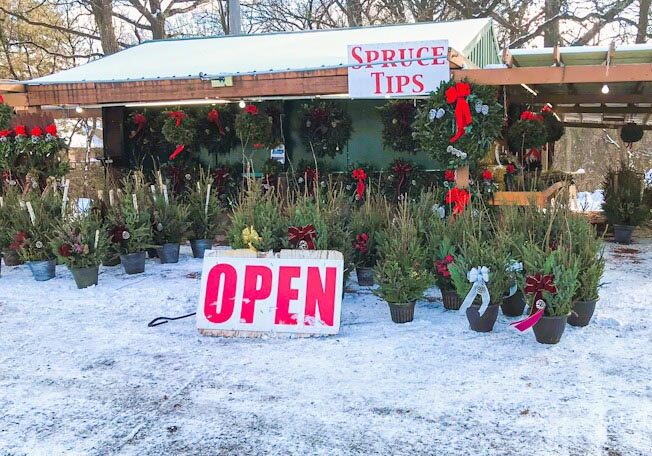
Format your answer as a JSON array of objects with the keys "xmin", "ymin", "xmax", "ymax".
[
  {"xmin": 197, "ymin": 250, "xmax": 344, "ymax": 337},
  {"xmin": 347, "ymin": 40, "xmax": 449, "ymax": 98}
]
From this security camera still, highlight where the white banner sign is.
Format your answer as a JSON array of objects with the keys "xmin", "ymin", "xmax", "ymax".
[
  {"xmin": 197, "ymin": 251, "xmax": 344, "ymax": 336},
  {"xmin": 347, "ymin": 40, "xmax": 449, "ymax": 98}
]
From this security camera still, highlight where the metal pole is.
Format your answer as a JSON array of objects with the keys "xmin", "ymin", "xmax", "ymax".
[{"xmin": 228, "ymin": 0, "xmax": 242, "ymax": 35}]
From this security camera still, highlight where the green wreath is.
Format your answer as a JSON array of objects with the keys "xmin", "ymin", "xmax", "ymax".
[
  {"xmin": 234, "ymin": 104, "xmax": 274, "ymax": 149},
  {"xmin": 543, "ymin": 110, "xmax": 565, "ymax": 143},
  {"xmin": 412, "ymin": 79, "xmax": 503, "ymax": 168},
  {"xmin": 378, "ymin": 100, "xmax": 418, "ymax": 153},
  {"xmin": 298, "ymin": 101, "xmax": 352, "ymax": 158},
  {"xmin": 162, "ymin": 109, "xmax": 196, "ymax": 145},
  {"xmin": 507, "ymin": 111, "xmax": 548, "ymax": 152},
  {"xmin": 196, "ymin": 105, "xmax": 238, "ymax": 154}
]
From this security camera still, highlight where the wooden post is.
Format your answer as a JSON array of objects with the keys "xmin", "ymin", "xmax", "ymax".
[{"xmin": 455, "ymin": 166, "xmax": 470, "ymax": 188}]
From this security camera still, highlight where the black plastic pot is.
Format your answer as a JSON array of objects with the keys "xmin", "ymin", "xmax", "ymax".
[
  {"xmin": 157, "ymin": 243, "xmax": 180, "ymax": 264},
  {"xmin": 102, "ymin": 253, "xmax": 121, "ymax": 267},
  {"xmin": 441, "ymin": 289, "xmax": 462, "ymax": 310},
  {"xmin": 568, "ymin": 299, "xmax": 597, "ymax": 327},
  {"xmin": 70, "ymin": 265, "xmax": 99, "ymax": 289},
  {"xmin": 356, "ymin": 267, "xmax": 375, "ymax": 287},
  {"xmin": 614, "ymin": 225, "xmax": 635, "ymax": 244},
  {"xmin": 190, "ymin": 239, "xmax": 212, "ymax": 259},
  {"xmin": 533, "ymin": 315, "xmax": 568, "ymax": 344},
  {"xmin": 3, "ymin": 249, "xmax": 23, "ymax": 266},
  {"xmin": 120, "ymin": 251, "xmax": 146, "ymax": 275},
  {"xmin": 388, "ymin": 301, "xmax": 415, "ymax": 324},
  {"xmin": 28, "ymin": 259, "xmax": 56, "ymax": 281},
  {"xmin": 501, "ymin": 290, "xmax": 526, "ymax": 317},
  {"xmin": 466, "ymin": 303, "xmax": 500, "ymax": 333},
  {"xmin": 146, "ymin": 247, "xmax": 158, "ymax": 259}
]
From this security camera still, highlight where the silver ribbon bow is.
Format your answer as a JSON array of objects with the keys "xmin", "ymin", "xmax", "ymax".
[
  {"xmin": 447, "ymin": 145, "xmax": 467, "ymax": 160},
  {"xmin": 459, "ymin": 266, "xmax": 491, "ymax": 316},
  {"xmin": 506, "ymin": 261, "xmax": 523, "ymax": 297},
  {"xmin": 429, "ymin": 108, "xmax": 445, "ymax": 121}
]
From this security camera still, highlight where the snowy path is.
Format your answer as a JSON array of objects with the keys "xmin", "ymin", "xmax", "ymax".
[{"xmin": 1, "ymin": 243, "xmax": 651, "ymax": 456}]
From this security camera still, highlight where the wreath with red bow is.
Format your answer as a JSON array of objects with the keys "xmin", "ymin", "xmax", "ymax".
[
  {"xmin": 196, "ymin": 105, "xmax": 238, "ymax": 154},
  {"xmin": 298, "ymin": 100, "xmax": 352, "ymax": 158},
  {"xmin": 378, "ymin": 100, "xmax": 418, "ymax": 153},
  {"xmin": 162, "ymin": 109, "xmax": 196, "ymax": 160},
  {"xmin": 412, "ymin": 79, "xmax": 503, "ymax": 168},
  {"xmin": 234, "ymin": 103, "xmax": 275, "ymax": 149},
  {"xmin": 507, "ymin": 109, "xmax": 548, "ymax": 152}
]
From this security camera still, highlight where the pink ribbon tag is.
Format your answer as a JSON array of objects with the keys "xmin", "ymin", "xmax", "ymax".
[{"xmin": 510, "ymin": 300, "xmax": 545, "ymax": 333}]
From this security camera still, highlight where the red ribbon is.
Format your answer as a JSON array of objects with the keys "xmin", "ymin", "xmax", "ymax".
[
  {"xmin": 212, "ymin": 168, "xmax": 230, "ymax": 193},
  {"xmin": 392, "ymin": 161, "xmax": 412, "ymax": 197},
  {"xmin": 130, "ymin": 113, "xmax": 147, "ymax": 138},
  {"xmin": 288, "ymin": 225, "xmax": 318, "ymax": 250},
  {"xmin": 510, "ymin": 301, "xmax": 546, "ymax": 332},
  {"xmin": 445, "ymin": 82, "xmax": 472, "ymax": 143},
  {"xmin": 169, "ymin": 144, "xmax": 185, "ymax": 160},
  {"xmin": 207, "ymin": 108, "xmax": 225, "ymax": 136},
  {"xmin": 445, "ymin": 187, "xmax": 470, "ymax": 215},
  {"xmin": 168, "ymin": 111, "xmax": 187, "ymax": 127},
  {"xmin": 524, "ymin": 273, "xmax": 557, "ymax": 311},
  {"xmin": 526, "ymin": 147, "xmax": 541, "ymax": 162},
  {"xmin": 520, "ymin": 111, "xmax": 543, "ymax": 122},
  {"xmin": 351, "ymin": 168, "xmax": 367, "ymax": 200},
  {"xmin": 353, "ymin": 233, "xmax": 369, "ymax": 254}
]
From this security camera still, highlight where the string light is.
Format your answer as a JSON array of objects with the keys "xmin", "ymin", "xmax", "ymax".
[
  {"xmin": 238, "ymin": 100, "xmax": 246, "ymax": 108},
  {"xmin": 601, "ymin": 84, "xmax": 610, "ymax": 94}
]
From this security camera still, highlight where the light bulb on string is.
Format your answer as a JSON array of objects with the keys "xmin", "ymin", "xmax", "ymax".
[
  {"xmin": 601, "ymin": 84, "xmax": 610, "ymax": 94},
  {"xmin": 238, "ymin": 100, "xmax": 246, "ymax": 108}
]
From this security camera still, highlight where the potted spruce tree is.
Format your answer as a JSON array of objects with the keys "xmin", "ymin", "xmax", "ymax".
[
  {"xmin": 151, "ymin": 193, "xmax": 191, "ymax": 263},
  {"xmin": 350, "ymin": 195, "xmax": 388, "ymax": 287},
  {"xmin": 602, "ymin": 164, "xmax": 649, "ymax": 244},
  {"xmin": 449, "ymin": 236, "xmax": 511, "ymax": 332},
  {"xmin": 433, "ymin": 237, "xmax": 461, "ymax": 310},
  {"xmin": 520, "ymin": 243, "xmax": 579, "ymax": 344},
  {"xmin": 187, "ymin": 173, "xmax": 222, "ymax": 259},
  {"xmin": 108, "ymin": 194, "xmax": 152, "ymax": 275},
  {"xmin": 11, "ymin": 199, "xmax": 56, "ymax": 281},
  {"xmin": 567, "ymin": 216, "xmax": 605, "ymax": 327},
  {"xmin": 51, "ymin": 212, "xmax": 107, "ymax": 289},
  {"xmin": 374, "ymin": 201, "xmax": 431, "ymax": 323}
]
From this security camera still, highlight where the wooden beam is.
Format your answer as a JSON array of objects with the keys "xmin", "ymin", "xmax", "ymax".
[
  {"xmin": 2, "ymin": 93, "xmax": 28, "ymax": 108},
  {"xmin": 501, "ymin": 48, "xmax": 513, "ymax": 68},
  {"xmin": 563, "ymin": 121, "xmax": 652, "ymax": 130},
  {"xmin": 0, "ymin": 81, "xmax": 26, "ymax": 93},
  {"xmin": 509, "ymin": 93, "xmax": 649, "ymax": 104},
  {"xmin": 555, "ymin": 106, "xmax": 652, "ymax": 114}
]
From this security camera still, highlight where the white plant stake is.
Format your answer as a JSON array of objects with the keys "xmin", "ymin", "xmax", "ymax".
[
  {"xmin": 157, "ymin": 171, "xmax": 164, "ymax": 191},
  {"xmin": 0, "ymin": 196, "xmax": 4, "ymax": 208},
  {"xmin": 150, "ymin": 185, "xmax": 157, "ymax": 200},
  {"xmin": 458, "ymin": 266, "xmax": 491, "ymax": 316},
  {"xmin": 94, "ymin": 229, "xmax": 100, "ymax": 250},
  {"xmin": 132, "ymin": 194, "xmax": 139, "ymax": 213},
  {"xmin": 97, "ymin": 190, "xmax": 104, "ymax": 201},
  {"xmin": 162, "ymin": 185, "xmax": 169, "ymax": 206},
  {"xmin": 109, "ymin": 189, "xmax": 115, "ymax": 207},
  {"xmin": 26, "ymin": 202, "xmax": 36, "ymax": 226},
  {"xmin": 61, "ymin": 179, "xmax": 70, "ymax": 215},
  {"xmin": 204, "ymin": 183, "xmax": 212, "ymax": 216}
]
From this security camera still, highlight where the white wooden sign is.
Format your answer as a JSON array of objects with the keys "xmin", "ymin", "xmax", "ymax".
[
  {"xmin": 197, "ymin": 250, "xmax": 344, "ymax": 337},
  {"xmin": 347, "ymin": 40, "xmax": 449, "ymax": 98}
]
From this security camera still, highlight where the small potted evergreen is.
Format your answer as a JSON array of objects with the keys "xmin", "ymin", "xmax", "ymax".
[
  {"xmin": 12, "ymin": 200, "xmax": 56, "ymax": 281},
  {"xmin": 108, "ymin": 195, "xmax": 152, "ymax": 275},
  {"xmin": 433, "ymin": 237, "xmax": 460, "ymax": 310},
  {"xmin": 350, "ymin": 196, "xmax": 388, "ymax": 287},
  {"xmin": 51, "ymin": 213, "xmax": 107, "ymax": 289},
  {"xmin": 374, "ymin": 202, "xmax": 431, "ymax": 323},
  {"xmin": 567, "ymin": 216, "xmax": 605, "ymax": 327},
  {"xmin": 602, "ymin": 164, "xmax": 649, "ymax": 244},
  {"xmin": 151, "ymin": 193, "xmax": 191, "ymax": 264},
  {"xmin": 187, "ymin": 173, "xmax": 222, "ymax": 259}
]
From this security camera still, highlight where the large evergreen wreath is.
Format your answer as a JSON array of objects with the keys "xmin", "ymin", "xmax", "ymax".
[
  {"xmin": 542, "ymin": 109, "xmax": 565, "ymax": 143},
  {"xmin": 162, "ymin": 109, "xmax": 196, "ymax": 145},
  {"xmin": 298, "ymin": 101, "xmax": 352, "ymax": 158},
  {"xmin": 412, "ymin": 79, "xmax": 503, "ymax": 168},
  {"xmin": 378, "ymin": 100, "xmax": 418, "ymax": 153},
  {"xmin": 196, "ymin": 105, "xmax": 238, "ymax": 154},
  {"xmin": 234, "ymin": 104, "xmax": 274, "ymax": 149},
  {"xmin": 506, "ymin": 110, "xmax": 548, "ymax": 152}
]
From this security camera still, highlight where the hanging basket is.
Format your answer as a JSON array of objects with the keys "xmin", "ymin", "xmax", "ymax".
[{"xmin": 620, "ymin": 123, "xmax": 644, "ymax": 144}]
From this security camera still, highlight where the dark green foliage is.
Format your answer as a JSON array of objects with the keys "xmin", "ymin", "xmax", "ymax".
[
  {"xmin": 195, "ymin": 105, "xmax": 238, "ymax": 155},
  {"xmin": 377, "ymin": 100, "xmax": 418, "ymax": 153},
  {"xmin": 298, "ymin": 101, "xmax": 352, "ymax": 158},
  {"xmin": 0, "ymin": 103, "xmax": 14, "ymax": 130},
  {"xmin": 543, "ymin": 111, "xmax": 565, "ymax": 142},
  {"xmin": 602, "ymin": 164, "xmax": 649, "ymax": 226},
  {"xmin": 507, "ymin": 117, "xmax": 548, "ymax": 152}
]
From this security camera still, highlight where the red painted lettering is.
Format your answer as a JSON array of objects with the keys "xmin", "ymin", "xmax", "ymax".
[
  {"xmin": 431, "ymin": 46, "xmax": 446, "ymax": 65},
  {"xmin": 396, "ymin": 75, "xmax": 410, "ymax": 94},
  {"xmin": 350, "ymin": 46, "xmax": 364, "ymax": 69},
  {"xmin": 365, "ymin": 50, "xmax": 380, "ymax": 68},
  {"xmin": 416, "ymin": 47, "xmax": 429, "ymax": 66},
  {"xmin": 371, "ymin": 72, "xmax": 384, "ymax": 94},
  {"xmin": 304, "ymin": 267, "xmax": 337, "ymax": 326},
  {"xmin": 399, "ymin": 48, "xmax": 413, "ymax": 67},
  {"xmin": 412, "ymin": 74, "xmax": 425, "ymax": 93},
  {"xmin": 204, "ymin": 263, "xmax": 237, "ymax": 324},
  {"xmin": 275, "ymin": 266, "xmax": 301, "ymax": 325},
  {"xmin": 240, "ymin": 265, "xmax": 272, "ymax": 324},
  {"xmin": 381, "ymin": 49, "xmax": 397, "ymax": 67}
]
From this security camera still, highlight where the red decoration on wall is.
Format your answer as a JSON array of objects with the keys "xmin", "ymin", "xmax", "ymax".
[
  {"xmin": 168, "ymin": 111, "xmax": 187, "ymax": 127},
  {"xmin": 391, "ymin": 160, "xmax": 413, "ymax": 197},
  {"xmin": 207, "ymin": 108, "xmax": 225, "ymax": 136},
  {"xmin": 351, "ymin": 168, "xmax": 367, "ymax": 200},
  {"xmin": 445, "ymin": 82, "xmax": 472, "ymax": 143},
  {"xmin": 169, "ymin": 144, "xmax": 185, "ymax": 160},
  {"xmin": 131, "ymin": 113, "xmax": 147, "ymax": 138}
]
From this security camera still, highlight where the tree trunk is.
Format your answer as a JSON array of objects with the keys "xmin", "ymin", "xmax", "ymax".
[
  {"xmin": 637, "ymin": 0, "xmax": 651, "ymax": 43},
  {"xmin": 544, "ymin": 0, "xmax": 560, "ymax": 47},
  {"xmin": 345, "ymin": 0, "xmax": 364, "ymax": 26},
  {"xmin": 149, "ymin": 0, "xmax": 167, "ymax": 39},
  {"xmin": 90, "ymin": 0, "xmax": 120, "ymax": 55}
]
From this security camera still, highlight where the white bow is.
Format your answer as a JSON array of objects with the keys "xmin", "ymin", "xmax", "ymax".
[
  {"xmin": 506, "ymin": 261, "xmax": 523, "ymax": 297},
  {"xmin": 459, "ymin": 266, "xmax": 491, "ymax": 316},
  {"xmin": 447, "ymin": 145, "xmax": 468, "ymax": 160}
]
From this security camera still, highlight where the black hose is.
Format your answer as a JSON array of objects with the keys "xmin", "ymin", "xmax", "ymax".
[{"xmin": 147, "ymin": 312, "xmax": 196, "ymax": 327}]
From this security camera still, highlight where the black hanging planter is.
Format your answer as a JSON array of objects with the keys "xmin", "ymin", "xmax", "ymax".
[{"xmin": 620, "ymin": 123, "xmax": 644, "ymax": 144}]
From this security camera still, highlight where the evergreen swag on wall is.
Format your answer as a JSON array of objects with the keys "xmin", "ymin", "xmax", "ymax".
[
  {"xmin": 412, "ymin": 80, "xmax": 503, "ymax": 168},
  {"xmin": 378, "ymin": 100, "xmax": 418, "ymax": 153},
  {"xmin": 298, "ymin": 100, "xmax": 352, "ymax": 158}
]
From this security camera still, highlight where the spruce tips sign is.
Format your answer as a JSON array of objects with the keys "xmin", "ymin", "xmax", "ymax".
[
  {"xmin": 197, "ymin": 250, "xmax": 344, "ymax": 336},
  {"xmin": 347, "ymin": 40, "xmax": 449, "ymax": 98}
]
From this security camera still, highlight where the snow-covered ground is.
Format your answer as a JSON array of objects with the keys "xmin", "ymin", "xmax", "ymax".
[{"xmin": 1, "ymin": 242, "xmax": 651, "ymax": 456}]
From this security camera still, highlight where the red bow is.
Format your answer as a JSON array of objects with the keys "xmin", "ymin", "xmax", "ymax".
[
  {"xmin": 526, "ymin": 147, "xmax": 541, "ymax": 162},
  {"xmin": 445, "ymin": 82, "xmax": 472, "ymax": 143},
  {"xmin": 445, "ymin": 187, "xmax": 470, "ymax": 215},
  {"xmin": 524, "ymin": 273, "xmax": 557, "ymax": 310},
  {"xmin": 353, "ymin": 233, "xmax": 369, "ymax": 254},
  {"xmin": 130, "ymin": 113, "xmax": 147, "ymax": 138},
  {"xmin": 207, "ymin": 108, "xmax": 225, "ymax": 136},
  {"xmin": 351, "ymin": 168, "xmax": 366, "ymax": 200},
  {"xmin": 168, "ymin": 111, "xmax": 187, "ymax": 127},
  {"xmin": 392, "ymin": 161, "xmax": 412, "ymax": 197},
  {"xmin": 520, "ymin": 111, "xmax": 543, "ymax": 122},
  {"xmin": 288, "ymin": 225, "xmax": 318, "ymax": 250},
  {"xmin": 169, "ymin": 144, "xmax": 185, "ymax": 160}
]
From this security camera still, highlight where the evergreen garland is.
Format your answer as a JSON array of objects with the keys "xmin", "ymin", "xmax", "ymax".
[
  {"xmin": 377, "ymin": 100, "xmax": 417, "ymax": 153},
  {"xmin": 298, "ymin": 100, "xmax": 352, "ymax": 158},
  {"xmin": 412, "ymin": 79, "xmax": 503, "ymax": 168}
]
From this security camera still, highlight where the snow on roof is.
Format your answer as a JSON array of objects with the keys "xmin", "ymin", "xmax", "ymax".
[{"xmin": 27, "ymin": 19, "xmax": 493, "ymax": 85}]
